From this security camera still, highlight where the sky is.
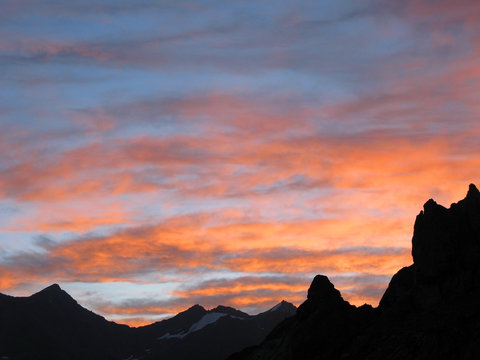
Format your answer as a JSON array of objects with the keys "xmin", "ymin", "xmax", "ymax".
[{"xmin": 1, "ymin": 0, "xmax": 479, "ymax": 326}]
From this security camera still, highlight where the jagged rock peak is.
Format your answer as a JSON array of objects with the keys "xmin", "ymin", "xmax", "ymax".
[
  {"xmin": 468, "ymin": 183, "xmax": 479, "ymax": 196},
  {"xmin": 412, "ymin": 183, "xmax": 480, "ymax": 285},
  {"xmin": 422, "ymin": 184, "xmax": 479, "ymax": 214},
  {"xmin": 296, "ymin": 275, "xmax": 346, "ymax": 321},
  {"xmin": 307, "ymin": 275, "xmax": 340, "ymax": 300},
  {"xmin": 423, "ymin": 198, "xmax": 439, "ymax": 211},
  {"xmin": 422, "ymin": 198, "xmax": 450, "ymax": 217}
]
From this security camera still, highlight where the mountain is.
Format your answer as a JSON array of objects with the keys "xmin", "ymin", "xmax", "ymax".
[
  {"xmin": 135, "ymin": 300, "xmax": 296, "ymax": 360},
  {"xmin": 0, "ymin": 284, "xmax": 135, "ymax": 360},
  {"xmin": 0, "ymin": 284, "xmax": 295, "ymax": 360},
  {"xmin": 230, "ymin": 184, "xmax": 480, "ymax": 360}
]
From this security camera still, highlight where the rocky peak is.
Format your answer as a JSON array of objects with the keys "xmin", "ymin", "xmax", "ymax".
[
  {"xmin": 307, "ymin": 275, "xmax": 342, "ymax": 302},
  {"xmin": 380, "ymin": 184, "xmax": 480, "ymax": 312},
  {"xmin": 36, "ymin": 283, "xmax": 62, "ymax": 294},
  {"xmin": 421, "ymin": 198, "xmax": 447, "ymax": 216},
  {"xmin": 467, "ymin": 183, "xmax": 480, "ymax": 198},
  {"xmin": 30, "ymin": 283, "xmax": 76, "ymax": 305},
  {"xmin": 412, "ymin": 184, "xmax": 480, "ymax": 285},
  {"xmin": 183, "ymin": 304, "xmax": 207, "ymax": 316},
  {"xmin": 296, "ymin": 275, "xmax": 348, "ymax": 321}
]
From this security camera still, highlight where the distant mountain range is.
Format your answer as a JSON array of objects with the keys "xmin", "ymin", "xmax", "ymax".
[
  {"xmin": 230, "ymin": 184, "xmax": 480, "ymax": 359},
  {"xmin": 0, "ymin": 283, "xmax": 295, "ymax": 360},
  {"xmin": 3, "ymin": 183, "xmax": 480, "ymax": 360}
]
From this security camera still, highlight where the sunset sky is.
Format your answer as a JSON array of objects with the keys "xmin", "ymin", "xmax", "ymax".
[{"xmin": 1, "ymin": 0, "xmax": 479, "ymax": 326}]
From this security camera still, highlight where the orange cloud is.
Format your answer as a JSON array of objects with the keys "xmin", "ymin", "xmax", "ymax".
[
  {"xmin": 0, "ymin": 268, "xmax": 15, "ymax": 290},
  {"xmin": 0, "ymin": 224, "xmax": 411, "ymax": 283},
  {"xmin": 0, "ymin": 209, "xmax": 412, "ymax": 316}
]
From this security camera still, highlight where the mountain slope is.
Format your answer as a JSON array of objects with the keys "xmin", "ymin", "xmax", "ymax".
[{"xmin": 230, "ymin": 184, "xmax": 480, "ymax": 360}]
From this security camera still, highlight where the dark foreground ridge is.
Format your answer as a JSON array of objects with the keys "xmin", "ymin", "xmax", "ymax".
[
  {"xmin": 0, "ymin": 285, "xmax": 295, "ymax": 360},
  {"xmin": 230, "ymin": 184, "xmax": 480, "ymax": 360}
]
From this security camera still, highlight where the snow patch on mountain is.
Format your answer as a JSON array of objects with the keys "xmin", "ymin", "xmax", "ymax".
[
  {"xmin": 158, "ymin": 312, "xmax": 227, "ymax": 340},
  {"xmin": 189, "ymin": 312, "xmax": 227, "ymax": 332}
]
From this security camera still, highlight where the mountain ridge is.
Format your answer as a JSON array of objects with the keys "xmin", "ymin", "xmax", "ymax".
[
  {"xmin": 0, "ymin": 283, "xmax": 296, "ymax": 360},
  {"xmin": 230, "ymin": 183, "xmax": 480, "ymax": 360}
]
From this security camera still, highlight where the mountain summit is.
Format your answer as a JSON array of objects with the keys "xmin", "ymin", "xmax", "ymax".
[
  {"xmin": 231, "ymin": 184, "xmax": 480, "ymax": 360},
  {"xmin": 29, "ymin": 283, "xmax": 78, "ymax": 306}
]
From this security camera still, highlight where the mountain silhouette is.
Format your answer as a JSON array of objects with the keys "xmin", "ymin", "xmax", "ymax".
[
  {"xmin": 0, "ymin": 284, "xmax": 134, "ymax": 360},
  {"xmin": 136, "ymin": 301, "xmax": 297, "ymax": 360},
  {"xmin": 0, "ymin": 283, "xmax": 295, "ymax": 360},
  {"xmin": 230, "ymin": 184, "xmax": 480, "ymax": 360}
]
